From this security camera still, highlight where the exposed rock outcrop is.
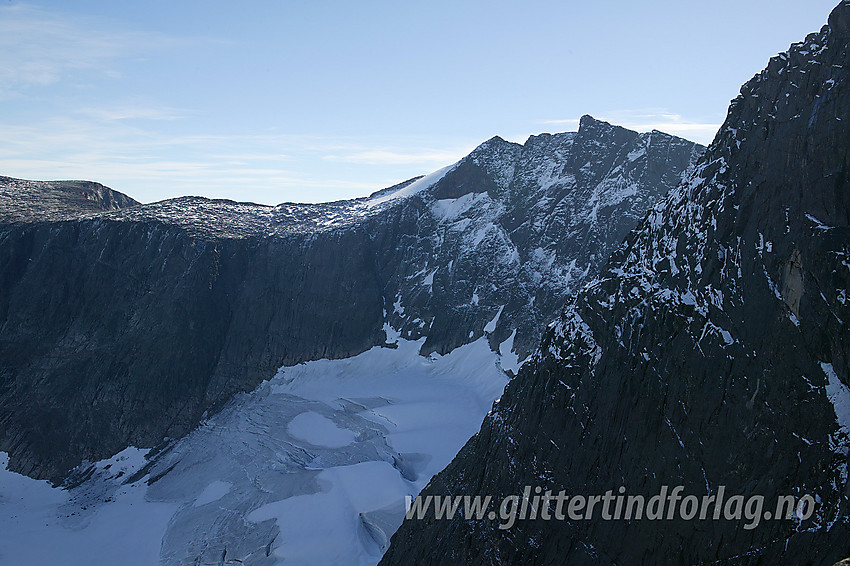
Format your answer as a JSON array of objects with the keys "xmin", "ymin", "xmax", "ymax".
[
  {"xmin": 382, "ymin": 3, "xmax": 850, "ymax": 565},
  {"xmin": 0, "ymin": 176, "xmax": 139, "ymax": 225}
]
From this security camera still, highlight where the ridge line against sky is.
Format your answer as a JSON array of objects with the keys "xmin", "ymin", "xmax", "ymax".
[{"xmin": 0, "ymin": 0, "xmax": 839, "ymax": 205}]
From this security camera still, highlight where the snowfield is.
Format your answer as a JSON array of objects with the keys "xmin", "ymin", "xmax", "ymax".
[
  {"xmin": 0, "ymin": 336, "xmax": 509, "ymax": 566},
  {"xmin": 0, "ymin": 449, "xmax": 178, "ymax": 566}
]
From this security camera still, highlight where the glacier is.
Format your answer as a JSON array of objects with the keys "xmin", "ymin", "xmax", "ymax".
[{"xmin": 1, "ymin": 337, "xmax": 508, "ymax": 565}]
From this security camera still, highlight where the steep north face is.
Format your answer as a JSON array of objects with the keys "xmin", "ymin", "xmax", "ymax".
[
  {"xmin": 382, "ymin": 3, "xmax": 850, "ymax": 565},
  {"xmin": 0, "ymin": 118, "xmax": 700, "ymax": 482}
]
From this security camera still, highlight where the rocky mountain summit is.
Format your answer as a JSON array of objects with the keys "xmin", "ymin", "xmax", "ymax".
[
  {"xmin": 0, "ymin": 118, "xmax": 700, "ymax": 483},
  {"xmin": 381, "ymin": 3, "xmax": 850, "ymax": 565}
]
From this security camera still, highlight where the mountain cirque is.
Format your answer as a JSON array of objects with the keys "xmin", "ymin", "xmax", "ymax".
[{"xmin": 0, "ymin": 117, "xmax": 701, "ymax": 482}]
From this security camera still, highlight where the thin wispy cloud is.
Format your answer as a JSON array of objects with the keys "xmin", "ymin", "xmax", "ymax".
[
  {"xmin": 0, "ymin": 5, "xmax": 189, "ymax": 98},
  {"xmin": 323, "ymin": 148, "xmax": 472, "ymax": 166},
  {"xmin": 74, "ymin": 104, "xmax": 187, "ymax": 122},
  {"xmin": 540, "ymin": 119, "xmax": 581, "ymax": 126},
  {"xmin": 0, "ymin": 151, "xmax": 390, "ymax": 204},
  {"xmin": 0, "ymin": 116, "xmax": 468, "ymax": 204},
  {"xmin": 1, "ymin": 1, "xmax": 833, "ymax": 205}
]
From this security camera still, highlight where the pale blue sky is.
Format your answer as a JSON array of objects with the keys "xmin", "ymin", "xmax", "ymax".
[{"xmin": 0, "ymin": 1, "xmax": 839, "ymax": 204}]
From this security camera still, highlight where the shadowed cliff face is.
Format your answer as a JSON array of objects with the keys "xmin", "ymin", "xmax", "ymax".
[
  {"xmin": 0, "ymin": 119, "xmax": 701, "ymax": 483},
  {"xmin": 381, "ymin": 4, "xmax": 850, "ymax": 565},
  {"xmin": 0, "ymin": 222, "xmax": 387, "ymax": 480}
]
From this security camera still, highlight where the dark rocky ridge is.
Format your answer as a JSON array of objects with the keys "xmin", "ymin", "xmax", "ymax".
[
  {"xmin": 383, "ymin": 121, "xmax": 703, "ymax": 358},
  {"xmin": 381, "ymin": 3, "xmax": 850, "ymax": 565},
  {"xmin": 0, "ymin": 119, "xmax": 701, "ymax": 483},
  {"xmin": 0, "ymin": 176, "xmax": 139, "ymax": 225}
]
